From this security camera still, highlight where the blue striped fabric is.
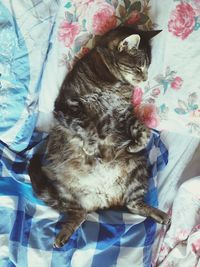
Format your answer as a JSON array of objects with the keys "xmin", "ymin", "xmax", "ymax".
[{"xmin": 0, "ymin": 132, "xmax": 168, "ymax": 267}]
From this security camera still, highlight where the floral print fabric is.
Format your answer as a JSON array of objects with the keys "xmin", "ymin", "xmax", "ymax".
[
  {"xmin": 168, "ymin": 2, "xmax": 196, "ymax": 40},
  {"xmin": 57, "ymin": 0, "xmax": 153, "ymax": 65},
  {"xmin": 37, "ymin": 0, "xmax": 154, "ymax": 126},
  {"xmin": 38, "ymin": 0, "xmax": 200, "ymax": 134},
  {"xmin": 60, "ymin": 0, "xmax": 200, "ymax": 136},
  {"xmin": 36, "ymin": 1, "xmax": 200, "ymax": 265},
  {"xmin": 152, "ymin": 177, "xmax": 200, "ymax": 267},
  {"xmin": 132, "ymin": 0, "xmax": 200, "ymax": 136}
]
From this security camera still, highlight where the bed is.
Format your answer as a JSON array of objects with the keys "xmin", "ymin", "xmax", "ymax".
[{"xmin": 0, "ymin": 1, "xmax": 200, "ymax": 266}]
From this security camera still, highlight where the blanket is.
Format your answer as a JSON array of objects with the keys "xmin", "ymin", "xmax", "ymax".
[
  {"xmin": 154, "ymin": 177, "xmax": 200, "ymax": 267},
  {"xmin": 0, "ymin": 0, "xmax": 59, "ymax": 151},
  {"xmin": 0, "ymin": 131, "xmax": 168, "ymax": 267}
]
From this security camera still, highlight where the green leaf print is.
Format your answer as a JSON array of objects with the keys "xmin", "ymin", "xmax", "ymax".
[{"xmin": 174, "ymin": 108, "xmax": 187, "ymax": 115}]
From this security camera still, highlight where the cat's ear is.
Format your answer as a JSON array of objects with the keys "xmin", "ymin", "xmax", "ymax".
[
  {"xmin": 118, "ymin": 34, "xmax": 141, "ymax": 52},
  {"xmin": 141, "ymin": 30, "xmax": 162, "ymax": 40}
]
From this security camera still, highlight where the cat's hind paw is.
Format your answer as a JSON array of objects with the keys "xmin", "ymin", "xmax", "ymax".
[{"xmin": 53, "ymin": 230, "xmax": 71, "ymax": 248}]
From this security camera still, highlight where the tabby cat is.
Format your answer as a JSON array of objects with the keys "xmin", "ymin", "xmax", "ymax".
[{"xmin": 29, "ymin": 26, "xmax": 170, "ymax": 248}]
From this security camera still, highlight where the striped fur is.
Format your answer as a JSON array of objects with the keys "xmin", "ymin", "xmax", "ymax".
[{"xmin": 29, "ymin": 27, "xmax": 169, "ymax": 248}]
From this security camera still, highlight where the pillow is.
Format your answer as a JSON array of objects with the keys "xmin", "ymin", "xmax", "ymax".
[
  {"xmin": 38, "ymin": 0, "xmax": 200, "ymax": 137},
  {"xmin": 0, "ymin": 1, "xmax": 59, "ymax": 151},
  {"xmin": 37, "ymin": 0, "xmax": 154, "ymax": 132},
  {"xmin": 132, "ymin": 0, "xmax": 200, "ymax": 136}
]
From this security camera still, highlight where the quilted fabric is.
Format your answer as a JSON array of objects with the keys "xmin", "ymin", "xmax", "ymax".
[{"xmin": 0, "ymin": 0, "xmax": 59, "ymax": 151}]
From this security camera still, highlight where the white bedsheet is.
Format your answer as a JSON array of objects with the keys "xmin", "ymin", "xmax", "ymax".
[
  {"xmin": 155, "ymin": 177, "xmax": 200, "ymax": 267},
  {"xmin": 153, "ymin": 131, "xmax": 200, "ymax": 266},
  {"xmin": 158, "ymin": 131, "xmax": 200, "ymax": 209}
]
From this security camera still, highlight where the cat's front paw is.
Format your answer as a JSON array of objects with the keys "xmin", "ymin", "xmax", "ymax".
[
  {"xmin": 127, "ymin": 142, "xmax": 145, "ymax": 153},
  {"xmin": 127, "ymin": 128, "xmax": 151, "ymax": 153}
]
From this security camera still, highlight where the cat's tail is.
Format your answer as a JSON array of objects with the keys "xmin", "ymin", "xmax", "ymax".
[
  {"xmin": 28, "ymin": 154, "xmax": 61, "ymax": 209},
  {"xmin": 28, "ymin": 155, "xmax": 70, "ymax": 211},
  {"xmin": 28, "ymin": 154, "xmax": 48, "ymax": 196}
]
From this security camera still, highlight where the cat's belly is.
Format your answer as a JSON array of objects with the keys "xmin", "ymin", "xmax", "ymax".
[{"xmin": 71, "ymin": 162, "xmax": 127, "ymax": 211}]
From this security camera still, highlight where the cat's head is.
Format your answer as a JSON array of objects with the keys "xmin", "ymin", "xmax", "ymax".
[
  {"xmin": 115, "ymin": 34, "xmax": 149, "ymax": 85},
  {"xmin": 97, "ymin": 27, "xmax": 161, "ymax": 86}
]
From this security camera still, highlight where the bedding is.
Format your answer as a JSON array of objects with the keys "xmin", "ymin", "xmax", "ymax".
[
  {"xmin": 0, "ymin": 0, "xmax": 59, "ymax": 151},
  {"xmin": 155, "ymin": 177, "xmax": 200, "ymax": 267},
  {"xmin": 36, "ymin": 0, "xmax": 154, "ymax": 132},
  {"xmin": 37, "ymin": 0, "xmax": 200, "ymax": 136},
  {"xmin": 152, "ymin": 132, "xmax": 200, "ymax": 266},
  {"xmin": 133, "ymin": 0, "xmax": 200, "ymax": 136},
  {"xmin": 0, "ymin": 131, "xmax": 168, "ymax": 267},
  {"xmin": 0, "ymin": 1, "xmax": 200, "ymax": 267}
]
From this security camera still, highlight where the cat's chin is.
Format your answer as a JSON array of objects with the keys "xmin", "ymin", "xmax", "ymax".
[
  {"xmin": 135, "ymin": 80, "xmax": 142, "ymax": 84},
  {"xmin": 131, "ymin": 78, "xmax": 148, "ymax": 87},
  {"xmin": 136, "ymin": 78, "xmax": 148, "ymax": 84}
]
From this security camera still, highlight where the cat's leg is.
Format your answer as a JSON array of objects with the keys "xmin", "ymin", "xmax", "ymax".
[
  {"xmin": 124, "ymin": 162, "xmax": 170, "ymax": 225},
  {"xmin": 126, "ymin": 201, "xmax": 170, "ymax": 225},
  {"xmin": 127, "ymin": 117, "xmax": 151, "ymax": 153},
  {"xmin": 54, "ymin": 209, "xmax": 87, "ymax": 248}
]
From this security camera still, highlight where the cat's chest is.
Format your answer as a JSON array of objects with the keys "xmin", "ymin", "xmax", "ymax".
[{"xmin": 70, "ymin": 161, "xmax": 127, "ymax": 211}]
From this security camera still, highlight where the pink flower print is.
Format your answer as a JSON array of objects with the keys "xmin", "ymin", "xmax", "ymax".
[
  {"xmin": 193, "ymin": 0, "xmax": 200, "ymax": 14},
  {"xmin": 171, "ymin": 76, "xmax": 183, "ymax": 90},
  {"xmin": 192, "ymin": 224, "xmax": 200, "ymax": 232},
  {"xmin": 87, "ymin": 2, "xmax": 117, "ymax": 35},
  {"xmin": 126, "ymin": 10, "xmax": 140, "ymax": 25},
  {"xmin": 192, "ymin": 238, "xmax": 200, "ymax": 256},
  {"xmin": 134, "ymin": 104, "xmax": 159, "ymax": 128},
  {"xmin": 152, "ymin": 88, "xmax": 161, "ymax": 97},
  {"xmin": 168, "ymin": 3, "xmax": 195, "ymax": 40},
  {"xmin": 174, "ymin": 229, "xmax": 190, "ymax": 243},
  {"xmin": 58, "ymin": 21, "xmax": 80, "ymax": 48},
  {"xmin": 132, "ymin": 87, "xmax": 143, "ymax": 106},
  {"xmin": 159, "ymin": 243, "xmax": 171, "ymax": 261},
  {"xmin": 132, "ymin": 87, "xmax": 159, "ymax": 128},
  {"xmin": 76, "ymin": 46, "xmax": 90, "ymax": 59}
]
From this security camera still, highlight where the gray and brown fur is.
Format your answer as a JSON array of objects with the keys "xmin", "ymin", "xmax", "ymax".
[{"xmin": 29, "ymin": 26, "xmax": 170, "ymax": 248}]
